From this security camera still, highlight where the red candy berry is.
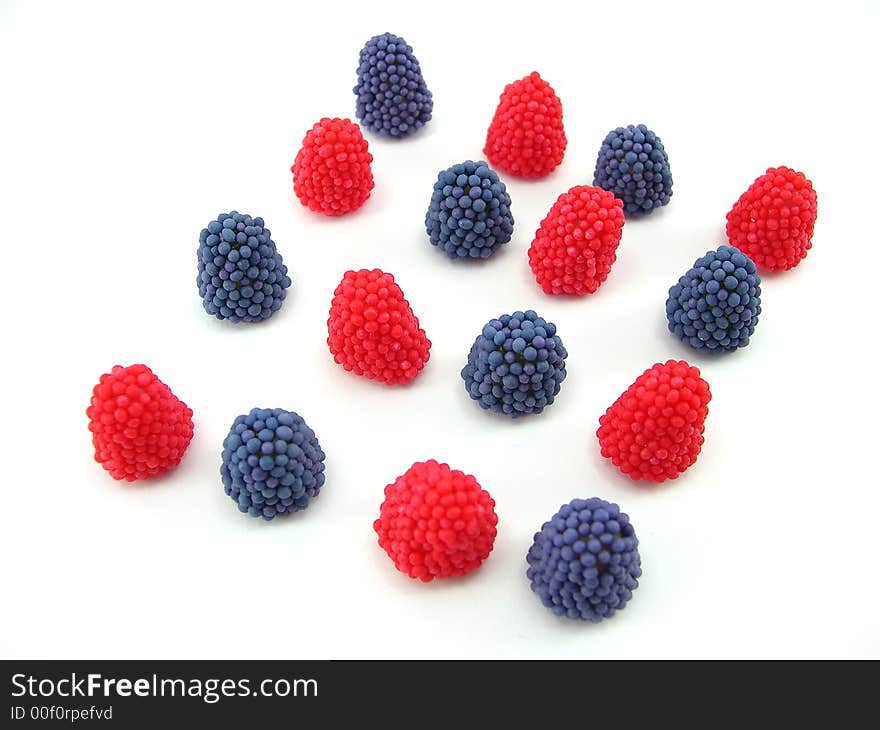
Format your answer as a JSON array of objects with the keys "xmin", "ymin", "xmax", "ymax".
[
  {"xmin": 327, "ymin": 268, "xmax": 431, "ymax": 385},
  {"xmin": 528, "ymin": 184, "xmax": 626, "ymax": 295},
  {"xmin": 373, "ymin": 460, "xmax": 498, "ymax": 582},
  {"xmin": 484, "ymin": 71, "xmax": 566, "ymax": 179},
  {"xmin": 597, "ymin": 360, "xmax": 711, "ymax": 483},
  {"xmin": 87, "ymin": 364, "xmax": 194, "ymax": 482},
  {"xmin": 292, "ymin": 117, "xmax": 374, "ymax": 216},
  {"xmin": 726, "ymin": 165, "xmax": 817, "ymax": 271}
]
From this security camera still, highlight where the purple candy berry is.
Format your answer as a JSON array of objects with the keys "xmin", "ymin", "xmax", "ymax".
[
  {"xmin": 353, "ymin": 32, "xmax": 433, "ymax": 138},
  {"xmin": 197, "ymin": 211, "xmax": 292, "ymax": 323},
  {"xmin": 425, "ymin": 160, "xmax": 513, "ymax": 260},
  {"xmin": 527, "ymin": 497, "xmax": 641, "ymax": 622},
  {"xmin": 666, "ymin": 245, "xmax": 761, "ymax": 353},
  {"xmin": 593, "ymin": 124, "xmax": 672, "ymax": 215},
  {"xmin": 461, "ymin": 310, "xmax": 567, "ymax": 418},
  {"xmin": 221, "ymin": 408, "xmax": 325, "ymax": 520}
]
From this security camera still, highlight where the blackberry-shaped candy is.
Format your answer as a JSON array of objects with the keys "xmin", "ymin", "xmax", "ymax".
[
  {"xmin": 87, "ymin": 364, "xmax": 194, "ymax": 482},
  {"xmin": 597, "ymin": 360, "xmax": 711, "ymax": 483},
  {"xmin": 528, "ymin": 184, "xmax": 625, "ymax": 295},
  {"xmin": 197, "ymin": 211, "xmax": 292, "ymax": 322},
  {"xmin": 425, "ymin": 160, "xmax": 513, "ymax": 260},
  {"xmin": 374, "ymin": 460, "xmax": 498, "ymax": 582},
  {"xmin": 666, "ymin": 245, "xmax": 761, "ymax": 353},
  {"xmin": 593, "ymin": 124, "xmax": 672, "ymax": 215},
  {"xmin": 327, "ymin": 268, "xmax": 431, "ymax": 385},
  {"xmin": 726, "ymin": 165, "xmax": 817, "ymax": 271},
  {"xmin": 461, "ymin": 310, "xmax": 568, "ymax": 417},
  {"xmin": 484, "ymin": 71, "xmax": 566, "ymax": 178},
  {"xmin": 353, "ymin": 32, "xmax": 433, "ymax": 137},
  {"xmin": 292, "ymin": 117, "xmax": 374, "ymax": 216},
  {"xmin": 527, "ymin": 497, "xmax": 641, "ymax": 622},
  {"xmin": 221, "ymin": 408, "xmax": 325, "ymax": 520}
]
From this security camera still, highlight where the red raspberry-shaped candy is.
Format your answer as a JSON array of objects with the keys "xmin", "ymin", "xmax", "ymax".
[
  {"xmin": 374, "ymin": 460, "xmax": 498, "ymax": 582},
  {"xmin": 528, "ymin": 184, "xmax": 626, "ymax": 295},
  {"xmin": 484, "ymin": 71, "xmax": 566, "ymax": 179},
  {"xmin": 597, "ymin": 360, "xmax": 711, "ymax": 483},
  {"xmin": 292, "ymin": 117, "xmax": 374, "ymax": 216},
  {"xmin": 87, "ymin": 364, "xmax": 194, "ymax": 482},
  {"xmin": 726, "ymin": 165, "xmax": 817, "ymax": 271},
  {"xmin": 327, "ymin": 268, "xmax": 431, "ymax": 385}
]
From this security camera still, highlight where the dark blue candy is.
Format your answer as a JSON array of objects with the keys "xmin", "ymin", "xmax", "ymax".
[
  {"xmin": 461, "ymin": 310, "xmax": 568, "ymax": 417},
  {"xmin": 593, "ymin": 124, "xmax": 672, "ymax": 215},
  {"xmin": 425, "ymin": 160, "xmax": 513, "ymax": 260},
  {"xmin": 526, "ymin": 497, "xmax": 641, "ymax": 622},
  {"xmin": 197, "ymin": 211, "xmax": 292, "ymax": 323},
  {"xmin": 353, "ymin": 32, "xmax": 433, "ymax": 137},
  {"xmin": 221, "ymin": 408, "xmax": 325, "ymax": 520},
  {"xmin": 666, "ymin": 245, "xmax": 762, "ymax": 353}
]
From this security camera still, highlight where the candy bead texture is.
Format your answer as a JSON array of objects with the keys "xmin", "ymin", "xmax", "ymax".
[
  {"xmin": 593, "ymin": 124, "xmax": 672, "ymax": 215},
  {"xmin": 425, "ymin": 160, "xmax": 514, "ymax": 260},
  {"xmin": 327, "ymin": 268, "xmax": 431, "ymax": 385},
  {"xmin": 374, "ymin": 460, "xmax": 498, "ymax": 582},
  {"xmin": 666, "ymin": 245, "xmax": 761, "ymax": 353},
  {"xmin": 221, "ymin": 408, "xmax": 325, "ymax": 520},
  {"xmin": 484, "ymin": 71, "xmax": 567, "ymax": 179},
  {"xmin": 526, "ymin": 498, "xmax": 641, "ymax": 622},
  {"xmin": 597, "ymin": 360, "xmax": 711, "ymax": 483},
  {"xmin": 726, "ymin": 165, "xmax": 817, "ymax": 271},
  {"xmin": 292, "ymin": 117, "xmax": 374, "ymax": 216},
  {"xmin": 197, "ymin": 211, "xmax": 292, "ymax": 322},
  {"xmin": 528, "ymin": 185, "xmax": 625, "ymax": 295},
  {"xmin": 353, "ymin": 32, "xmax": 433, "ymax": 138},
  {"xmin": 87, "ymin": 364, "xmax": 194, "ymax": 482},
  {"xmin": 461, "ymin": 310, "xmax": 568, "ymax": 417}
]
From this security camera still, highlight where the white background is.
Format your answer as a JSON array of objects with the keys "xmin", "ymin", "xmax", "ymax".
[{"xmin": 1, "ymin": 0, "xmax": 877, "ymax": 659}]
